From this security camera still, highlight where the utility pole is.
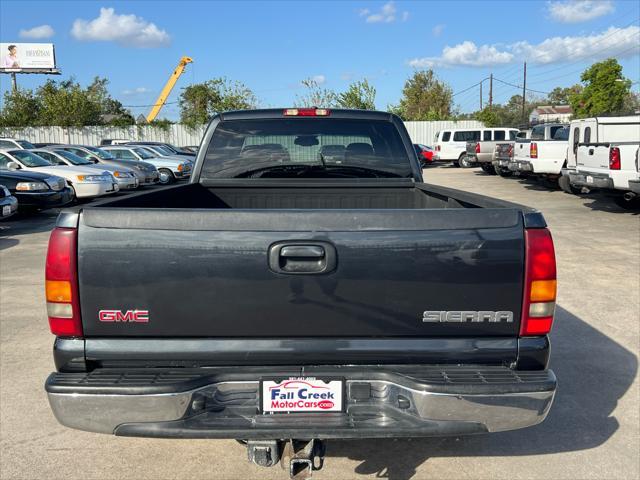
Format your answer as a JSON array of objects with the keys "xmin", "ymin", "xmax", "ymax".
[
  {"xmin": 522, "ymin": 62, "xmax": 527, "ymax": 123},
  {"xmin": 489, "ymin": 74, "xmax": 493, "ymax": 109},
  {"xmin": 10, "ymin": 73, "xmax": 17, "ymax": 91},
  {"xmin": 480, "ymin": 81, "xmax": 483, "ymax": 110}
]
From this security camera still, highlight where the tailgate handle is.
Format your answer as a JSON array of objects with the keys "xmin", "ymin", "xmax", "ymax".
[
  {"xmin": 281, "ymin": 245, "xmax": 325, "ymax": 258},
  {"xmin": 269, "ymin": 242, "xmax": 337, "ymax": 274},
  {"xmin": 588, "ymin": 148, "xmax": 594, "ymax": 155}
]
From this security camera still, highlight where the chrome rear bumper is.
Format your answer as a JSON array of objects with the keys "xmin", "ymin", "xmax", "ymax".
[{"xmin": 46, "ymin": 367, "xmax": 556, "ymax": 439}]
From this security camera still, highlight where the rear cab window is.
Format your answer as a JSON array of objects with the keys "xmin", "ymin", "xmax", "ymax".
[
  {"xmin": 202, "ymin": 118, "xmax": 413, "ymax": 179},
  {"xmin": 441, "ymin": 131, "xmax": 451, "ymax": 142},
  {"xmin": 531, "ymin": 126, "xmax": 546, "ymax": 140}
]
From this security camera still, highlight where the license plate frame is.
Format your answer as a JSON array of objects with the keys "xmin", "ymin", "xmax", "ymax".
[
  {"xmin": 2, "ymin": 205, "xmax": 11, "ymax": 217},
  {"xmin": 260, "ymin": 377, "xmax": 345, "ymax": 414}
]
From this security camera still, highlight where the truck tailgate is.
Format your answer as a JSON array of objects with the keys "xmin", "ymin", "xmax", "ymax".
[{"xmin": 77, "ymin": 208, "xmax": 525, "ymax": 337}]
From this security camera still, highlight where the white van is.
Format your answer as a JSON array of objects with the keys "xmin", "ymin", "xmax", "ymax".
[{"xmin": 434, "ymin": 128, "xmax": 515, "ymax": 167}]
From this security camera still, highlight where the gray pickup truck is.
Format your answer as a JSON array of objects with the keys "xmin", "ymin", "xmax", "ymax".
[{"xmin": 44, "ymin": 108, "xmax": 557, "ymax": 478}]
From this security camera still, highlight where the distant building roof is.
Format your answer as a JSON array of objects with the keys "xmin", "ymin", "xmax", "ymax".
[{"xmin": 532, "ymin": 105, "xmax": 573, "ymax": 115}]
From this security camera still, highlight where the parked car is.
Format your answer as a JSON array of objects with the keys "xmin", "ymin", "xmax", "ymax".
[
  {"xmin": 414, "ymin": 144, "xmax": 434, "ymax": 167},
  {"xmin": 509, "ymin": 123, "xmax": 569, "ymax": 186},
  {"xmin": 55, "ymin": 145, "xmax": 160, "ymax": 186},
  {"xmin": 101, "ymin": 146, "xmax": 192, "ymax": 184},
  {"xmin": 134, "ymin": 144, "xmax": 195, "ymax": 165},
  {"xmin": 433, "ymin": 128, "xmax": 482, "ymax": 166},
  {"xmin": 44, "ymin": 108, "xmax": 557, "ymax": 477},
  {"xmin": 99, "ymin": 139, "xmax": 131, "ymax": 146},
  {"xmin": 463, "ymin": 128, "xmax": 520, "ymax": 172},
  {"xmin": 126, "ymin": 141, "xmax": 196, "ymax": 157},
  {"xmin": 0, "ymin": 170, "xmax": 73, "ymax": 211},
  {"xmin": 0, "ymin": 138, "xmax": 36, "ymax": 150},
  {"xmin": 33, "ymin": 148, "xmax": 139, "ymax": 191},
  {"xmin": 0, "ymin": 149, "xmax": 117, "ymax": 199},
  {"xmin": 32, "ymin": 142, "xmax": 62, "ymax": 148},
  {"xmin": 565, "ymin": 115, "xmax": 640, "ymax": 208},
  {"xmin": 0, "ymin": 184, "xmax": 18, "ymax": 220}
]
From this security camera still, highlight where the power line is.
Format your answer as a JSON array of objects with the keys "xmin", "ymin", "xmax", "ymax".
[
  {"xmin": 526, "ymin": 19, "xmax": 640, "ymax": 79},
  {"xmin": 452, "ymin": 78, "xmax": 488, "ymax": 97},
  {"xmin": 493, "ymin": 77, "xmax": 550, "ymax": 95},
  {"xmin": 525, "ymin": 15, "xmax": 640, "ymax": 73},
  {"xmin": 122, "ymin": 101, "xmax": 179, "ymax": 108},
  {"xmin": 526, "ymin": 43, "xmax": 640, "ymax": 87}
]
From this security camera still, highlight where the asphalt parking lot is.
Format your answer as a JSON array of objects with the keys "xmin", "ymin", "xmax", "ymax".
[{"xmin": 1, "ymin": 167, "xmax": 638, "ymax": 480}]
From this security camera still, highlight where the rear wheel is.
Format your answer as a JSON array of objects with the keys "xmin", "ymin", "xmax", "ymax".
[
  {"xmin": 158, "ymin": 169, "xmax": 175, "ymax": 184},
  {"xmin": 458, "ymin": 154, "xmax": 473, "ymax": 168},
  {"xmin": 558, "ymin": 175, "xmax": 581, "ymax": 195},
  {"xmin": 496, "ymin": 167, "xmax": 513, "ymax": 177},
  {"xmin": 480, "ymin": 163, "xmax": 496, "ymax": 175}
]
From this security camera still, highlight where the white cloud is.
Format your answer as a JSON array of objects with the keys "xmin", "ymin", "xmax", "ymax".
[
  {"xmin": 122, "ymin": 87, "xmax": 150, "ymax": 95},
  {"xmin": 71, "ymin": 8, "xmax": 170, "ymax": 48},
  {"xmin": 432, "ymin": 24, "xmax": 445, "ymax": 37},
  {"xmin": 361, "ymin": 2, "xmax": 408, "ymax": 23},
  {"xmin": 311, "ymin": 75, "xmax": 326, "ymax": 85},
  {"xmin": 512, "ymin": 25, "xmax": 640, "ymax": 64},
  {"xmin": 409, "ymin": 41, "xmax": 513, "ymax": 68},
  {"xmin": 19, "ymin": 24, "xmax": 55, "ymax": 39},
  {"xmin": 548, "ymin": 0, "xmax": 614, "ymax": 23},
  {"xmin": 408, "ymin": 25, "xmax": 640, "ymax": 68}
]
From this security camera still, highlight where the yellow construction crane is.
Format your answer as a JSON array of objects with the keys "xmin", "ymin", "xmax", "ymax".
[{"xmin": 146, "ymin": 56, "xmax": 193, "ymax": 123}]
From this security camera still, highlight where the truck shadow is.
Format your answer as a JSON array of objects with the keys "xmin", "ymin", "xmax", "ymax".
[
  {"xmin": 0, "ymin": 210, "xmax": 58, "ymax": 249},
  {"xmin": 328, "ymin": 305, "xmax": 637, "ymax": 480}
]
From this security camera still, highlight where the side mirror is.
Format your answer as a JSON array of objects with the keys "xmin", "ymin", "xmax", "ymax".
[{"xmin": 7, "ymin": 161, "xmax": 20, "ymax": 170}]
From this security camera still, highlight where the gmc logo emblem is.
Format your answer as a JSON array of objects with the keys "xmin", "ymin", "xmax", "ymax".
[{"xmin": 99, "ymin": 309, "xmax": 149, "ymax": 323}]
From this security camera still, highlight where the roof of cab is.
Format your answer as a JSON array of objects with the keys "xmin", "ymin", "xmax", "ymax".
[{"xmin": 218, "ymin": 108, "xmax": 396, "ymax": 121}]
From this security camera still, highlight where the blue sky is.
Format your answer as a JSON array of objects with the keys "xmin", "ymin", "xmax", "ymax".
[{"xmin": 1, "ymin": 0, "xmax": 639, "ymax": 120}]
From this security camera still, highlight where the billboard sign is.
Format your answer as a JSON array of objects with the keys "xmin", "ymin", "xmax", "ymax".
[{"xmin": 0, "ymin": 43, "xmax": 56, "ymax": 72}]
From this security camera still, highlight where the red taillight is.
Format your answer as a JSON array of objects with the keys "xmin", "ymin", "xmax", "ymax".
[
  {"xmin": 530, "ymin": 142, "xmax": 538, "ymax": 159},
  {"xmin": 475, "ymin": 142, "xmax": 480, "ymax": 154},
  {"xmin": 436, "ymin": 145, "xmax": 441, "ymax": 152},
  {"xmin": 609, "ymin": 147, "xmax": 621, "ymax": 170},
  {"xmin": 283, "ymin": 108, "xmax": 330, "ymax": 116},
  {"xmin": 45, "ymin": 227, "xmax": 83, "ymax": 337},
  {"xmin": 521, "ymin": 228, "xmax": 556, "ymax": 336},
  {"xmin": 508, "ymin": 145, "xmax": 513, "ymax": 157}
]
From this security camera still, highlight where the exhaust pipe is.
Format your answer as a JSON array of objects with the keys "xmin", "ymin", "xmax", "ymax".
[{"xmin": 624, "ymin": 192, "xmax": 637, "ymax": 201}]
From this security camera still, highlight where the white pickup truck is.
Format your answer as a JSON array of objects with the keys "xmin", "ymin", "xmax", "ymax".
[
  {"xmin": 565, "ymin": 115, "xmax": 640, "ymax": 209},
  {"xmin": 509, "ymin": 124, "xmax": 569, "ymax": 186}
]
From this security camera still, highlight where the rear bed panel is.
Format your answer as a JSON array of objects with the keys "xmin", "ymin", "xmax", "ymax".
[{"xmin": 78, "ymin": 208, "xmax": 524, "ymax": 338}]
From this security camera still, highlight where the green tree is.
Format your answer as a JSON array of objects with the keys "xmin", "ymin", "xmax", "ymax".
[
  {"xmin": 0, "ymin": 76, "xmax": 134, "ymax": 127},
  {"xmin": 391, "ymin": 69, "xmax": 453, "ymax": 120},
  {"xmin": 547, "ymin": 85, "xmax": 583, "ymax": 105},
  {"xmin": 179, "ymin": 78, "xmax": 257, "ymax": 128},
  {"xmin": 336, "ymin": 79, "xmax": 376, "ymax": 110},
  {"xmin": 36, "ymin": 79, "xmax": 102, "ymax": 127},
  {"xmin": 475, "ymin": 107, "xmax": 501, "ymax": 127},
  {"xmin": 569, "ymin": 58, "xmax": 631, "ymax": 118},
  {"xmin": 295, "ymin": 78, "xmax": 337, "ymax": 108},
  {"xmin": 0, "ymin": 88, "xmax": 40, "ymax": 127}
]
